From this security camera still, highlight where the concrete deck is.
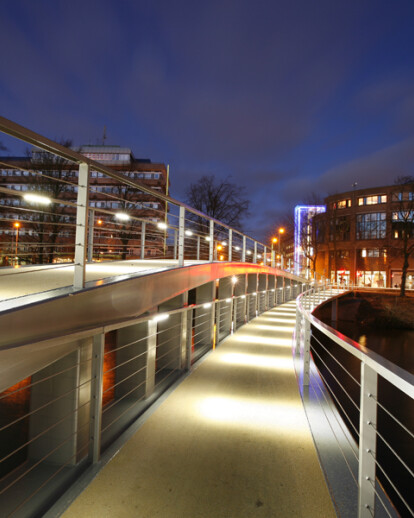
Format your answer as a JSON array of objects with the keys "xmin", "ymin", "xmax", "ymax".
[
  {"xmin": 62, "ymin": 301, "xmax": 336, "ymax": 518},
  {"xmin": 0, "ymin": 259, "xmax": 200, "ymax": 301}
]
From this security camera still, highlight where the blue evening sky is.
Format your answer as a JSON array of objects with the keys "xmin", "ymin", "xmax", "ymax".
[{"xmin": 1, "ymin": 0, "xmax": 414, "ymax": 241}]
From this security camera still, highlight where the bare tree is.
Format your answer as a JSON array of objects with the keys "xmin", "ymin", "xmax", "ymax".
[
  {"xmin": 388, "ymin": 177, "xmax": 414, "ymax": 296},
  {"xmin": 185, "ymin": 175, "xmax": 250, "ymax": 233}
]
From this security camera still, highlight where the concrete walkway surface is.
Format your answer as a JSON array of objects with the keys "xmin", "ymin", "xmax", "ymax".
[
  {"xmin": 0, "ymin": 259, "xmax": 200, "ymax": 301},
  {"xmin": 62, "ymin": 301, "xmax": 336, "ymax": 518}
]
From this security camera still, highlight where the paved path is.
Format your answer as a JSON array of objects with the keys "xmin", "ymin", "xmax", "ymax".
[{"xmin": 63, "ymin": 301, "xmax": 336, "ymax": 518}]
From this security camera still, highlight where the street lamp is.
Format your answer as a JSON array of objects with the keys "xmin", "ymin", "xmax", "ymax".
[
  {"xmin": 13, "ymin": 221, "xmax": 20, "ymax": 266},
  {"xmin": 278, "ymin": 227, "xmax": 285, "ymax": 254},
  {"xmin": 97, "ymin": 219, "xmax": 103, "ymax": 257},
  {"xmin": 270, "ymin": 237, "xmax": 278, "ymax": 268}
]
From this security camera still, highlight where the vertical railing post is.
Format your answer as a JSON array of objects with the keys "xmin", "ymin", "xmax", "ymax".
[
  {"xmin": 180, "ymin": 293, "xmax": 189, "ymax": 369},
  {"xmin": 89, "ymin": 332, "xmax": 104, "ymax": 464},
  {"xmin": 173, "ymin": 229, "xmax": 178, "ymax": 260},
  {"xmin": 358, "ymin": 363, "xmax": 378, "ymax": 518},
  {"xmin": 215, "ymin": 299, "xmax": 221, "ymax": 346},
  {"xmin": 263, "ymin": 246, "xmax": 267, "ymax": 266},
  {"xmin": 209, "ymin": 220, "xmax": 214, "ymax": 262},
  {"xmin": 295, "ymin": 308, "xmax": 301, "ymax": 356},
  {"xmin": 74, "ymin": 162, "xmax": 90, "ymax": 289},
  {"xmin": 228, "ymin": 229, "xmax": 232, "ymax": 262},
  {"xmin": 178, "ymin": 206, "xmax": 185, "ymax": 267},
  {"xmin": 140, "ymin": 221, "xmax": 146, "ymax": 260},
  {"xmin": 303, "ymin": 318, "xmax": 311, "ymax": 386},
  {"xmin": 253, "ymin": 241, "xmax": 257, "ymax": 264},
  {"xmin": 185, "ymin": 307, "xmax": 193, "ymax": 371},
  {"xmin": 242, "ymin": 235, "xmax": 246, "ymax": 262},
  {"xmin": 197, "ymin": 235, "xmax": 200, "ymax": 261},
  {"xmin": 271, "ymin": 250, "xmax": 275, "ymax": 268},
  {"xmin": 87, "ymin": 208, "xmax": 94, "ymax": 263}
]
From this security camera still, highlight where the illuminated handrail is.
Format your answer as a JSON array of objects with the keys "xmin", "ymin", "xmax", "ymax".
[{"xmin": 295, "ymin": 286, "xmax": 414, "ymax": 518}]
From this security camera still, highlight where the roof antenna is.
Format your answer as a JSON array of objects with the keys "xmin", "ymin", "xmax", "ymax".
[
  {"xmin": 352, "ymin": 182, "xmax": 358, "ymax": 190},
  {"xmin": 102, "ymin": 126, "xmax": 107, "ymax": 146}
]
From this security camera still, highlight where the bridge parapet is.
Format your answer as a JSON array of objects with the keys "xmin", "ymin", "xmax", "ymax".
[
  {"xmin": 295, "ymin": 285, "xmax": 414, "ymax": 518},
  {"xmin": 0, "ymin": 261, "xmax": 308, "ymax": 517}
]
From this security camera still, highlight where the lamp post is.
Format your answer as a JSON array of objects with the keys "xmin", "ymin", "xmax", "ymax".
[
  {"xmin": 278, "ymin": 227, "xmax": 285, "ymax": 268},
  {"xmin": 271, "ymin": 237, "xmax": 277, "ymax": 267},
  {"xmin": 97, "ymin": 218, "xmax": 103, "ymax": 258},
  {"xmin": 13, "ymin": 221, "xmax": 20, "ymax": 266},
  {"xmin": 278, "ymin": 227, "xmax": 285, "ymax": 253}
]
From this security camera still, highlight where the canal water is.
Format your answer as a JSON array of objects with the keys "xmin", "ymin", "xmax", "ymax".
[{"xmin": 313, "ymin": 299, "xmax": 414, "ymax": 518}]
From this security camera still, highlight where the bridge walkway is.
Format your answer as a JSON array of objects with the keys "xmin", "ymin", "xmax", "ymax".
[
  {"xmin": 62, "ymin": 301, "xmax": 336, "ymax": 518},
  {"xmin": 0, "ymin": 259, "xmax": 201, "ymax": 303}
]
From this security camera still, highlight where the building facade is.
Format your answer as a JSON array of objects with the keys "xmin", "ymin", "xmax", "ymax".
[
  {"xmin": 313, "ymin": 182, "xmax": 414, "ymax": 288},
  {"xmin": 0, "ymin": 145, "xmax": 168, "ymax": 264}
]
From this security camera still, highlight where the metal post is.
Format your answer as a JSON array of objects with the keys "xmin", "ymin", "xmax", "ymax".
[
  {"xmin": 295, "ymin": 309, "xmax": 301, "ymax": 356},
  {"xmin": 185, "ymin": 307, "xmax": 193, "ymax": 371},
  {"xmin": 228, "ymin": 228, "xmax": 232, "ymax": 262},
  {"xmin": 197, "ymin": 235, "xmax": 200, "ymax": 261},
  {"xmin": 209, "ymin": 220, "xmax": 214, "ymax": 262},
  {"xmin": 281, "ymin": 255, "xmax": 284, "ymax": 270},
  {"xmin": 180, "ymin": 293, "xmax": 189, "ymax": 369},
  {"xmin": 87, "ymin": 209, "xmax": 94, "ymax": 263},
  {"xmin": 74, "ymin": 162, "xmax": 90, "ymax": 289},
  {"xmin": 263, "ymin": 246, "xmax": 267, "ymax": 265},
  {"xmin": 140, "ymin": 221, "xmax": 146, "ymax": 260},
  {"xmin": 89, "ymin": 333, "xmax": 104, "ymax": 463},
  {"xmin": 242, "ymin": 235, "xmax": 246, "ymax": 262},
  {"xmin": 173, "ymin": 229, "xmax": 177, "ymax": 260},
  {"xmin": 178, "ymin": 206, "xmax": 185, "ymax": 267},
  {"xmin": 253, "ymin": 241, "xmax": 257, "ymax": 264},
  {"xmin": 271, "ymin": 250, "xmax": 275, "ymax": 268},
  {"xmin": 303, "ymin": 318, "xmax": 311, "ymax": 386},
  {"xmin": 358, "ymin": 363, "xmax": 378, "ymax": 518},
  {"xmin": 215, "ymin": 300, "xmax": 220, "ymax": 346}
]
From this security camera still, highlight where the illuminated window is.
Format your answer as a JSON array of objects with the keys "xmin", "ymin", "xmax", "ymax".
[{"xmin": 358, "ymin": 195, "xmax": 387, "ymax": 205}]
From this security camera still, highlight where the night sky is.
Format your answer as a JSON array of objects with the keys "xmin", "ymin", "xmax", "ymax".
[{"xmin": 1, "ymin": 0, "xmax": 414, "ymax": 242}]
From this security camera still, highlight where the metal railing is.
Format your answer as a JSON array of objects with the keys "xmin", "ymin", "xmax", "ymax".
[
  {"xmin": 0, "ymin": 272, "xmax": 306, "ymax": 517},
  {"xmin": 295, "ymin": 285, "xmax": 414, "ymax": 518},
  {"xmin": 0, "ymin": 116, "xmax": 308, "ymax": 301}
]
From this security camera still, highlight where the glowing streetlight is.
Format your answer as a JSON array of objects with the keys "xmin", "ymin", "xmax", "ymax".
[
  {"xmin": 278, "ymin": 227, "xmax": 285, "ymax": 254},
  {"xmin": 97, "ymin": 218, "xmax": 103, "ymax": 257},
  {"xmin": 23, "ymin": 193, "xmax": 51, "ymax": 205},
  {"xmin": 13, "ymin": 221, "xmax": 20, "ymax": 265},
  {"xmin": 115, "ymin": 212, "xmax": 130, "ymax": 221}
]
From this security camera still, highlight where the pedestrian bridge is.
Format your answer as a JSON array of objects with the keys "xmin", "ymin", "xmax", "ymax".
[{"xmin": 0, "ymin": 117, "xmax": 412, "ymax": 518}]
